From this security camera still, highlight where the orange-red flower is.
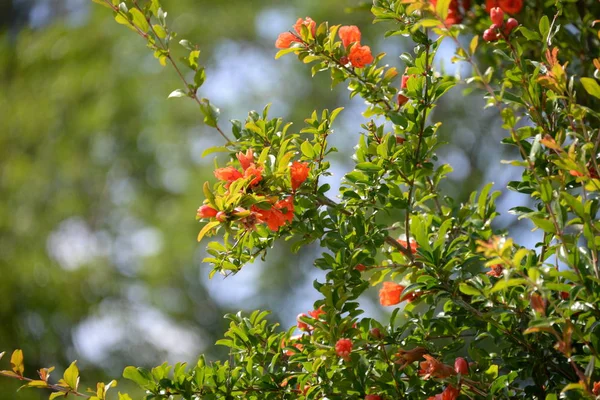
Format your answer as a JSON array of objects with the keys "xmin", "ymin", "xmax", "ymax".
[
  {"xmin": 281, "ymin": 334, "xmax": 304, "ymax": 356},
  {"xmin": 428, "ymin": 385, "xmax": 460, "ymax": 400},
  {"xmin": 275, "ymin": 32, "xmax": 300, "ymax": 49},
  {"xmin": 419, "ymin": 355, "xmax": 456, "ymax": 380},
  {"xmin": 308, "ymin": 306, "xmax": 326, "ymax": 320},
  {"xmin": 197, "ymin": 205, "xmax": 218, "ymax": 219},
  {"xmin": 291, "ymin": 161, "xmax": 310, "ymax": 190},
  {"xmin": 237, "ymin": 149, "xmax": 254, "ymax": 170},
  {"xmin": 348, "ymin": 44, "xmax": 374, "ymax": 68},
  {"xmin": 379, "ymin": 282, "xmax": 405, "ymax": 306},
  {"xmin": 365, "ymin": 395, "xmax": 381, "ymax": 400},
  {"xmin": 339, "ymin": 25, "xmax": 361, "ymax": 47},
  {"xmin": 398, "ymin": 239, "xmax": 418, "ymax": 254},
  {"xmin": 253, "ymin": 196, "xmax": 295, "ymax": 231},
  {"xmin": 275, "ymin": 32, "xmax": 299, "ymax": 49},
  {"xmin": 214, "ymin": 166, "xmax": 243, "ymax": 182},
  {"xmin": 244, "ymin": 164, "xmax": 263, "ymax": 186},
  {"xmin": 593, "ymin": 381, "xmax": 600, "ymax": 396},
  {"xmin": 335, "ymin": 338, "xmax": 353, "ymax": 360},
  {"xmin": 486, "ymin": 263, "xmax": 504, "ymax": 277},
  {"xmin": 569, "ymin": 170, "xmax": 584, "ymax": 177},
  {"xmin": 445, "ymin": 5, "xmax": 463, "ymax": 25},
  {"xmin": 277, "ymin": 196, "xmax": 295, "ymax": 223},
  {"xmin": 294, "ymin": 17, "xmax": 316, "ymax": 37},
  {"xmin": 498, "ymin": 0, "xmax": 522, "ymax": 14},
  {"xmin": 486, "ymin": 0, "xmax": 522, "ymax": 14}
]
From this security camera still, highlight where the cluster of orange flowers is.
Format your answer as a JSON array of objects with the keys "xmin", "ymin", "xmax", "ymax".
[
  {"xmin": 214, "ymin": 149, "xmax": 263, "ymax": 187},
  {"xmin": 275, "ymin": 17, "xmax": 316, "ymax": 49},
  {"xmin": 197, "ymin": 150, "xmax": 310, "ymax": 232},
  {"xmin": 338, "ymin": 25, "xmax": 374, "ymax": 68},
  {"xmin": 275, "ymin": 18, "xmax": 374, "ymax": 69}
]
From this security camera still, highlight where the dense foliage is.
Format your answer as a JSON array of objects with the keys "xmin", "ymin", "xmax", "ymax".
[{"xmin": 3, "ymin": 0, "xmax": 600, "ymax": 398}]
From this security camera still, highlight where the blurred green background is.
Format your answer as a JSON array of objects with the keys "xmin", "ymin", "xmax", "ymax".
[{"xmin": 0, "ymin": 0, "xmax": 523, "ymax": 398}]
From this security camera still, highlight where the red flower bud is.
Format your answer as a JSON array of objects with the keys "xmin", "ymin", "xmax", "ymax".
[
  {"xmin": 490, "ymin": 7, "xmax": 504, "ymax": 26},
  {"xmin": 454, "ymin": 357, "xmax": 469, "ymax": 375},
  {"xmin": 215, "ymin": 211, "xmax": 227, "ymax": 222},
  {"xmin": 365, "ymin": 395, "xmax": 381, "ymax": 400},
  {"xmin": 401, "ymin": 73, "xmax": 410, "ymax": 89},
  {"xmin": 505, "ymin": 17, "xmax": 519, "ymax": 34},
  {"xmin": 483, "ymin": 29, "xmax": 498, "ymax": 42},
  {"xmin": 370, "ymin": 328, "xmax": 383, "ymax": 339},
  {"xmin": 197, "ymin": 205, "xmax": 218, "ymax": 219},
  {"xmin": 355, "ymin": 264, "xmax": 367, "ymax": 272},
  {"xmin": 397, "ymin": 94, "xmax": 409, "ymax": 107},
  {"xmin": 396, "ymin": 136, "xmax": 406, "ymax": 145},
  {"xmin": 560, "ymin": 291, "xmax": 569, "ymax": 300}
]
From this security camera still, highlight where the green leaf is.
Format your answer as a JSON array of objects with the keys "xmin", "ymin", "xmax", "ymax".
[
  {"xmin": 539, "ymin": 15, "xmax": 550, "ymax": 38},
  {"xmin": 91, "ymin": 0, "xmax": 115, "ymax": 9},
  {"xmin": 194, "ymin": 67, "xmax": 206, "ymax": 88},
  {"xmin": 152, "ymin": 24, "xmax": 167, "ymax": 39},
  {"xmin": 484, "ymin": 364, "xmax": 499, "ymax": 379},
  {"xmin": 114, "ymin": 14, "xmax": 137, "ymax": 33},
  {"xmin": 561, "ymin": 192, "xmax": 585, "ymax": 218},
  {"xmin": 118, "ymin": 393, "xmax": 133, "ymax": 400},
  {"xmin": 459, "ymin": 283, "xmax": 482, "ymax": 296},
  {"xmin": 435, "ymin": 0, "xmax": 451, "ymax": 22},
  {"xmin": 197, "ymin": 221, "xmax": 220, "ymax": 242},
  {"xmin": 275, "ymin": 47, "xmax": 298, "ymax": 60},
  {"xmin": 469, "ymin": 35, "xmax": 478, "ymax": 55},
  {"xmin": 63, "ymin": 361, "xmax": 79, "ymax": 390},
  {"xmin": 418, "ymin": 19, "xmax": 443, "ymax": 28},
  {"xmin": 129, "ymin": 8, "xmax": 149, "ymax": 33},
  {"xmin": 355, "ymin": 162, "xmax": 382, "ymax": 172},
  {"xmin": 199, "ymin": 98, "xmax": 220, "ymax": 128},
  {"xmin": 122, "ymin": 366, "xmax": 153, "ymax": 388},
  {"xmin": 490, "ymin": 278, "xmax": 529, "ymax": 293},
  {"xmin": 301, "ymin": 141, "xmax": 315, "ymax": 159},
  {"xmin": 519, "ymin": 27, "xmax": 541, "ymax": 41},
  {"xmin": 329, "ymin": 107, "xmax": 344, "ymax": 124},
  {"xmin": 168, "ymin": 89, "xmax": 187, "ymax": 98},
  {"xmin": 49, "ymin": 393, "xmax": 66, "ymax": 400},
  {"xmin": 581, "ymin": 78, "xmax": 600, "ymax": 99},
  {"xmin": 10, "ymin": 349, "xmax": 24, "ymax": 376},
  {"xmin": 561, "ymin": 382, "xmax": 585, "ymax": 393}
]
